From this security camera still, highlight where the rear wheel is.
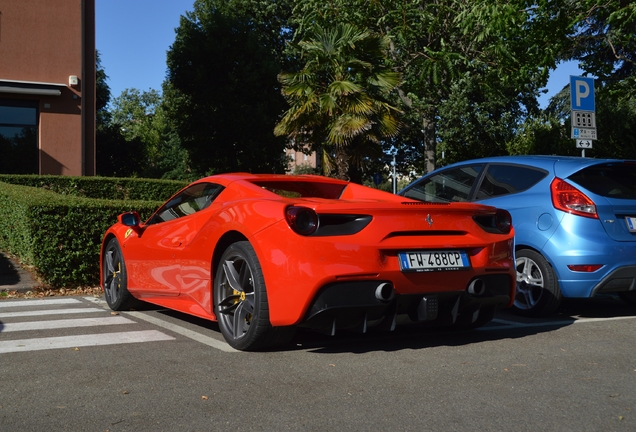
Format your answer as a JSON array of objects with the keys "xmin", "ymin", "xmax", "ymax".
[
  {"xmin": 102, "ymin": 238, "xmax": 137, "ymax": 311},
  {"xmin": 214, "ymin": 241, "xmax": 295, "ymax": 351},
  {"xmin": 514, "ymin": 249, "xmax": 562, "ymax": 316}
]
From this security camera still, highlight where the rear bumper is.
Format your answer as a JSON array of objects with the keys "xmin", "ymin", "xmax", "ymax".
[
  {"xmin": 542, "ymin": 220, "xmax": 636, "ymax": 298},
  {"xmin": 299, "ymin": 273, "xmax": 513, "ymax": 334},
  {"xmin": 591, "ymin": 265, "xmax": 636, "ymax": 296}
]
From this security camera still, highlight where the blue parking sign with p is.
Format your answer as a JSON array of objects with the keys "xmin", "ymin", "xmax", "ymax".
[{"xmin": 570, "ymin": 76, "xmax": 595, "ymax": 112}]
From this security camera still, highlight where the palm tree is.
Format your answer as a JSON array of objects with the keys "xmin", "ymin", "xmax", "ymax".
[{"xmin": 274, "ymin": 23, "xmax": 402, "ymax": 182}]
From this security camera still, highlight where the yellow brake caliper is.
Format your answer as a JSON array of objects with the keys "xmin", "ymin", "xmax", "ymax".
[
  {"xmin": 112, "ymin": 262, "xmax": 121, "ymax": 288},
  {"xmin": 232, "ymin": 290, "xmax": 251, "ymax": 322}
]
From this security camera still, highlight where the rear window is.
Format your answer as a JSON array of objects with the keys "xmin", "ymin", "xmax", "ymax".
[
  {"xmin": 568, "ymin": 162, "xmax": 636, "ymax": 199},
  {"xmin": 251, "ymin": 180, "xmax": 347, "ymax": 199}
]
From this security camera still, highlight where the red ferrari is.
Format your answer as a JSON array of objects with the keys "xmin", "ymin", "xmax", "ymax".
[{"xmin": 101, "ymin": 173, "xmax": 515, "ymax": 350}]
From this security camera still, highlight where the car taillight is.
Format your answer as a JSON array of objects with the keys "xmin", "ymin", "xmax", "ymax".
[
  {"xmin": 550, "ymin": 178, "xmax": 598, "ymax": 219},
  {"xmin": 494, "ymin": 209, "xmax": 512, "ymax": 234},
  {"xmin": 473, "ymin": 209, "xmax": 512, "ymax": 234},
  {"xmin": 285, "ymin": 206, "xmax": 318, "ymax": 236}
]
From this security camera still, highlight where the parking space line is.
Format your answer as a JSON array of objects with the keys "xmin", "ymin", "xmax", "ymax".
[
  {"xmin": 83, "ymin": 297, "xmax": 237, "ymax": 352},
  {"xmin": 0, "ymin": 330, "xmax": 174, "ymax": 354},
  {"xmin": 0, "ymin": 298, "xmax": 83, "ymax": 308},
  {"xmin": 573, "ymin": 316, "xmax": 636, "ymax": 323},
  {"xmin": 126, "ymin": 311, "xmax": 238, "ymax": 353},
  {"xmin": 0, "ymin": 308, "xmax": 103, "ymax": 318},
  {"xmin": 484, "ymin": 315, "xmax": 636, "ymax": 331},
  {"xmin": 2, "ymin": 316, "xmax": 135, "ymax": 332}
]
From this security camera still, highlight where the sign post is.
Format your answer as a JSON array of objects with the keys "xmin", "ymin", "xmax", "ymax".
[{"xmin": 570, "ymin": 76, "xmax": 596, "ymax": 157}]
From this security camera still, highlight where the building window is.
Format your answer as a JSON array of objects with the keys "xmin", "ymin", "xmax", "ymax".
[{"xmin": 0, "ymin": 100, "xmax": 38, "ymax": 174}]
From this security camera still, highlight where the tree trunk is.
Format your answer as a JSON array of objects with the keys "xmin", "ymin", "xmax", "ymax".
[
  {"xmin": 422, "ymin": 115, "xmax": 437, "ymax": 174},
  {"xmin": 334, "ymin": 146, "xmax": 350, "ymax": 181}
]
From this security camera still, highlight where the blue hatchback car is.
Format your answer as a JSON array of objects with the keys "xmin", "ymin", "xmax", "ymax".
[{"xmin": 399, "ymin": 155, "xmax": 636, "ymax": 316}]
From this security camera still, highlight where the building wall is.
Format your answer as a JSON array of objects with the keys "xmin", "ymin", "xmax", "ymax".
[
  {"xmin": 0, "ymin": 0, "xmax": 95, "ymax": 175},
  {"xmin": 286, "ymin": 148, "xmax": 319, "ymax": 174}
]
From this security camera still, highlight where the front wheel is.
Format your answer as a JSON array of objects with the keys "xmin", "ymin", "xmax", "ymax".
[
  {"xmin": 102, "ymin": 237, "xmax": 137, "ymax": 311},
  {"xmin": 514, "ymin": 249, "xmax": 562, "ymax": 317},
  {"xmin": 214, "ymin": 241, "xmax": 294, "ymax": 351}
]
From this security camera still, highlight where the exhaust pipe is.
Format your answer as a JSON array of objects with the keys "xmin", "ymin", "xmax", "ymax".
[
  {"xmin": 375, "ymin": 282, "xmax": 395, "ymax": 302},
  {"xmin": 468, "ymin": 279, "xmax": 486, "ymax": 296}
]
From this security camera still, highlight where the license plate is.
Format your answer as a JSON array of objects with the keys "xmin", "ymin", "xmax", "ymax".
[
  {"xmin": 398, "ymin": 251, "xmax": 470, "ymax": 272},
  {"xmin": 626, "ymin": 216, "xmax": 636, "ymax": 232}
]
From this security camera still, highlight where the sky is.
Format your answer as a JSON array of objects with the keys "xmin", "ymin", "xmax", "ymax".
[{"xmin": 96, "ymin": 0, "xmax": 582, "ymax": 108}]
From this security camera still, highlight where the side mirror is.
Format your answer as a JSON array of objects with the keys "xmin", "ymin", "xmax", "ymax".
[{"xmin": 118, "ymin": 211, "xmax": 141, "ymax": 227}]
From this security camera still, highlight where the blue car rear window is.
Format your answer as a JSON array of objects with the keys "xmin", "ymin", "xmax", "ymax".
[{"xmin": 568, "ymin": 162, "xmax": 636, "ymax": 199}]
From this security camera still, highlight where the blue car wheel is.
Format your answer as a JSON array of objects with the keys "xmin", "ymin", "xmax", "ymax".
[{"xmin": 514, "ymin": 249, "xmax": 562, "ymax": 316}]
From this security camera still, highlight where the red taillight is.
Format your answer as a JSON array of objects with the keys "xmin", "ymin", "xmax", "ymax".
[
  {"xmin": 550, "ymin": 178, "xmax": 598, "ymax": 219},
  {"xmin": 495, "ymin": 209, "xmax": 512, "ymax": 234},
  {"xmin": 285, "ymin": 206, "xmax": 318, "ymax": 236},
  {"xmin": 472, "ymin": 209, "xmax": 512, "ymax": 234},
  {"xmin": 567, "ymin": 264, "xmax": 603, "ymax": 272}
]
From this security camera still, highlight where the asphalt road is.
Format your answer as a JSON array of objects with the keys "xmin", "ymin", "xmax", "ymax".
[{"xmin": 1, "ymin": 295, "xmax": 635, "ymax": 431}]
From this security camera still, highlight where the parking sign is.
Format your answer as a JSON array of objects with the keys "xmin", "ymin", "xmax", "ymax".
[{"xmin": 570, "ymin": 76, "xmax": 595, "ymax": 111}]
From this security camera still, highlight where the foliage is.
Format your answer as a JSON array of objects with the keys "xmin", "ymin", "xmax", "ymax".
[
  {"xmin": 163, "ymin": 0, "xmax": 292, "ymax": 176},
  {"xmin": 109, "ymin": 88, "xmax": 193, "ymax": 180},
  {"xmin": 289, "ymin": 0, "xmax": 564, "ymax": 175},
  {"xmin": 96, "ymin": 51, "xmax": 111, "ymax": 126},
  {"xmin": 94, "ymin": 1, "xmax": 636, "ymax": 181},
  {"xmin": 565, "ymin": 1, "xmax": 636, "ymax": 97},
  {"xmin": 275, "ymin": 23, "xmax": 402, "ymax": 182},
  {"xmin": 0, "ymin": 182, "xmax": 163, "ymax": 287},
  {"xmin": 0, "ymin": 174, "xmax": 186, "ymax": 201},
  {"xmin": 96, "ymin": 123, "xmax": 147, "ymax": 178},
  {"xmin": 436, "ymin": 72, "xmax": 533, "ymax": 166},
  {"xmin": 292, "ymin": 163, "xmax": 319, "ymax": 175},
  {"xmin": 95, "ymin": 52, "xmax": 149, "ymax": 177}
]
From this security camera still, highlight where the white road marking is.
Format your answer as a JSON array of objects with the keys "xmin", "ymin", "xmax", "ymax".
[
  {"xmin": 0, "ymin": 298, "xmax": 82, "ymax": 308},
  {"xmin": 0, "ymin": 308, "xmax": 103, "ymax": 319},
  {"xmin": 126, "ymin": 311, "xmax": 238, "ymax": 353},
  {"xmin": 1, "ymin": 316, "xmax": 135, "ymax": 332},
  {"xmin": 0, "ymin": 330, "xmax": 174, "ymax": 354},
  {"xmin": 485, "ymin": 315, "xmax": 636, "ymax": 330},
  {"xmin": 573, "ymin": 316, "xmax": 636, "ymax": 323},
  {"xmin": 83, "ymin": 296, "xmax": 237, "ymax": 352}
]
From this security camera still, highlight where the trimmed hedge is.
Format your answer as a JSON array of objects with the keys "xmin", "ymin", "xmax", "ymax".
[
  {"xmin": 0, "ymin": 176, "xmax": 188, "ymax": 288},
  {"xmin": 0, "ymin": 174, "xmax": 187, "ymax": 200}
]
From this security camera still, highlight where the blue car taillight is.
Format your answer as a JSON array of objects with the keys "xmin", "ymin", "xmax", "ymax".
[{"xmin": 551, "ymin": 178, "xmax": 598, "ymax": 218}]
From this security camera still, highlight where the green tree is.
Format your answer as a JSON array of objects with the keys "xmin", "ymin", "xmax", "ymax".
[
  {"xmin": 290, "ymin": 1, "xmax": 569, "ymax": 173},
  {"xmin": 274, "ymin": 23, "xmax": 401, "ymax": 182},
  {"xmin": 436, "ymin": 71, "xmax": 537, "ymax": 166},
  {"xmin": 96, "ymin": 51, "xmax": 111, "ymax": 127},
  {"xmin": 565, "ymin": 1, "xmax": 636, "ymax": 96},
  {"xmin": 95, "ymin": 52, "xmax": 146, "ymax": 177},
  {"xmin": 163, "ymin": 0, "xmax": 292, "ymax": 176},
  {"xmin": 108, "ymin": 88, "xmax": 192, "ymax": 179}
]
